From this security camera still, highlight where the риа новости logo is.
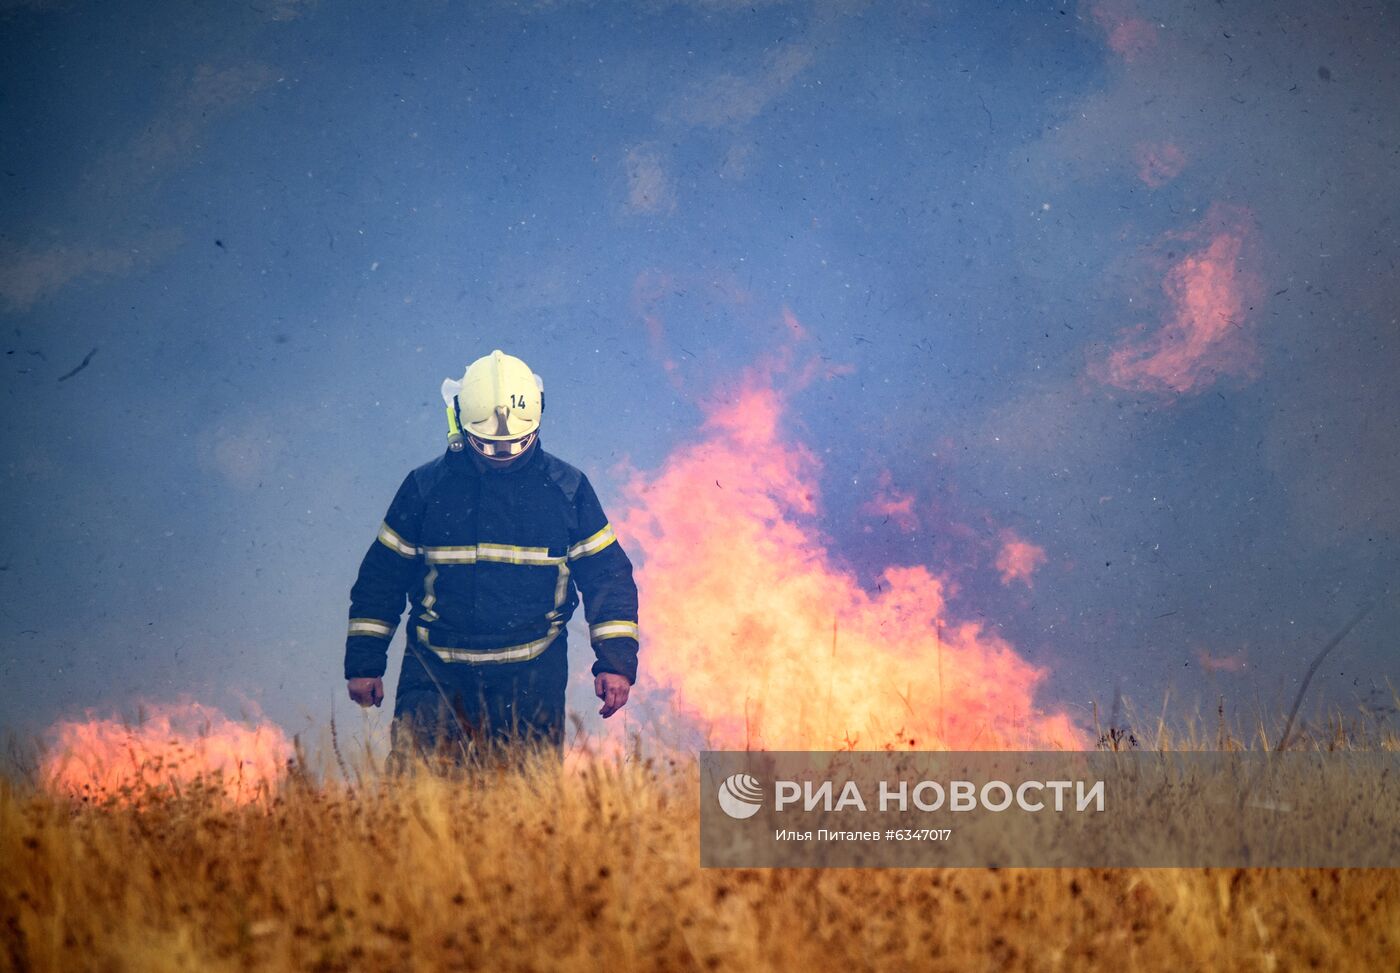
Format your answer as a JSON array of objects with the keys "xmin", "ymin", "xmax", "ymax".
[{"xmin": 717, "ymin": 773, "xmax": 763, "ymax": 819}]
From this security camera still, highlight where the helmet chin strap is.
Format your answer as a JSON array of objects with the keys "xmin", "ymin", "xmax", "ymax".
[{"xmin": 467, "ymin": 430, "xmax": 537, "ymax": 463}]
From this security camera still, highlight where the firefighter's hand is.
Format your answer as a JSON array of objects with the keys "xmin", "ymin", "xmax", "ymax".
[
  {"xmin": 347, "ymin": 677, "xmax": 384, "ymax": 708},
  {"xmin": 595, "ymin": 673, "xmax": 631, "ymax": 718}
]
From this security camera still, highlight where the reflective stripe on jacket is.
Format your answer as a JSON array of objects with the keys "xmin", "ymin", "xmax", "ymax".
[{"xmin": 344, "ymin": 444, "xmax": 639, "ymax": 683}]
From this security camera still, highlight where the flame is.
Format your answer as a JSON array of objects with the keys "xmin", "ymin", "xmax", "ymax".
[
  {"xmin": 617, "ymin": 346, "xmax": 1081, "ymax": 751},
  {"xmin": 42, "ymin": 701, "xmax": 292, "ymax": 804},
  {"xmin": 1134, "ymin": 140, "xmax": 1187, "ymax": 188},
  {"xmin": 1093, "ymin": 203, "xmax": 1263, "ymax": 395},
  {"xmin": 996, "ymin": 532, "xmax": 1047, "ymax": 588}
]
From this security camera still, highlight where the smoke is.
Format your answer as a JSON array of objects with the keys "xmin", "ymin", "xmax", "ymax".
[
  {"xmin": 1092, "ymin": 203, "xmax": 1263, "ymax": 396},
  {"xmin": 996, "ymin": 532, "xmax": 1048, "ymax": 588},
  {"xmin": 1089, "ymin": 0, "xmax": 1159, "ymax": 63},
  {"xmin": 623, "ymin": 143, "xmax": 678, "ymax": 215},
  {"xmin": 860, "ymin": 473, "xmax": 920, "ymax": 533},
  {"xmin": 1195, "ymin": 649, "xmax": 1249, "ymax": 674},
  {"xmin": 1133, "ymin": 141, "xmax": 1187, "ymax": 188}
]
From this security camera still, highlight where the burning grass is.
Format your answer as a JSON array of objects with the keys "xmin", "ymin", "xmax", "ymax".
[{"xmin": 3, "ymin": 720, "xmax": 1398, "ymax": 973}]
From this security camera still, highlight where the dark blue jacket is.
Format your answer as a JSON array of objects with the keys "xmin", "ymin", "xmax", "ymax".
[{"xmin": 344, "ymin": 443, "xmax": 639, "ymax": 683}]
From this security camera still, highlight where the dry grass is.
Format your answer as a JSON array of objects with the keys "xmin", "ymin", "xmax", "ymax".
[{"xmin": 2, "ymin": 716, "xmax": 1398, "ymax": 973}]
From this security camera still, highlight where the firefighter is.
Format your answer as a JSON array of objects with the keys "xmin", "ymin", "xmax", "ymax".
[{"xmin": 343, "ymin": 350, "xmax": 639, "ymax": 763}]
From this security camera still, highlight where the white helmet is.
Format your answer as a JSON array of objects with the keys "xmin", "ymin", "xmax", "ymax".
[{"xmin": 441, "ymin": 350, "xmax": 543, "ymax": 462}]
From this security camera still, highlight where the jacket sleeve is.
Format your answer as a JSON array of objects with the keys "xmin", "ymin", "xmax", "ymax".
[
  {"xmin": 567, "ymin": 475, "xmax": 640, "ymax": 684},
  {"xmin": 344, "ymin": 471, "xmax": 425, "ymax": 680}
]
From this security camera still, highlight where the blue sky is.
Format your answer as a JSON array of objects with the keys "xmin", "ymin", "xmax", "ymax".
[{"xmin": 1, "ymin": 0, "xmax": 1396, "ymax": 746}]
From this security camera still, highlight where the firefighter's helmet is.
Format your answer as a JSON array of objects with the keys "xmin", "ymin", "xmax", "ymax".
[{"xmin": 440, "ymin": 350, "xmax": 544, "ymax": 461}]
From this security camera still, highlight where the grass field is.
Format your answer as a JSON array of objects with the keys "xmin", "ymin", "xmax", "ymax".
[{"xmin": 2, "ymin": 717, "xmax": 1398, "ymax": 973}]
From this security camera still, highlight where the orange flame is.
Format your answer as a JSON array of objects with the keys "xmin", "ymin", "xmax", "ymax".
[
  {"xmin": 42, "ymin": 701, "xmax": 292, "ymax": 804},
  {"xmin": 1134, "ymin": 140, "xmax": 1187, "ymax": 188},
  {"xmin": 996, "ymin": 532, "xmax": 1047, "ymax": 588},
  {"xmin": 1094, "ymin": 203, "xmax": 1263, "ymax": 395},
  {"xmin": 617, "ymin": 348, "xmax": 1082, "ymax": 751}
]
